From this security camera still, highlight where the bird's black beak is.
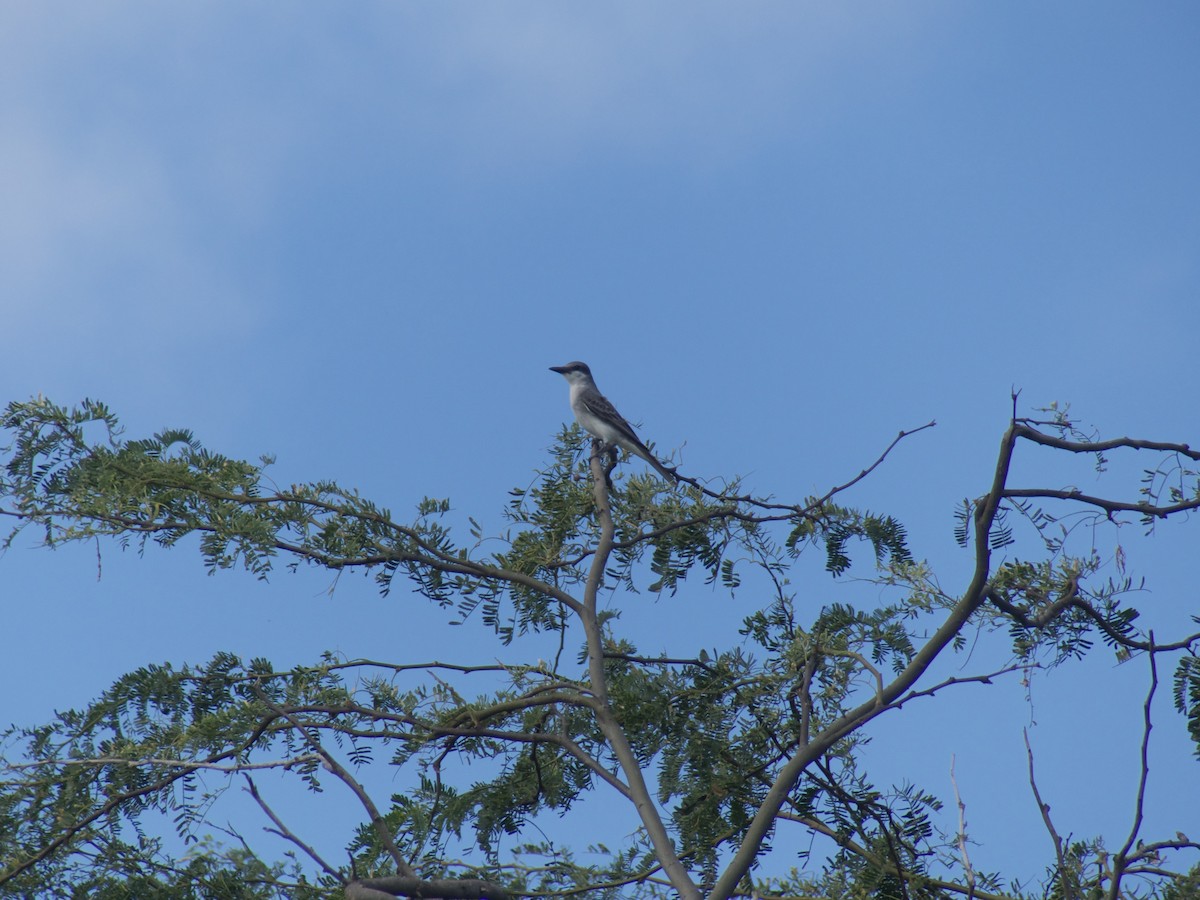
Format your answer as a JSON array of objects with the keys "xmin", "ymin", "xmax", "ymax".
[{"xmin": 549, "ymin": 365, "xmax": 567, "ymax": 374}]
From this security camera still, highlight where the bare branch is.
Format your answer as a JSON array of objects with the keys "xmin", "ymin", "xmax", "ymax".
[
  {"xmin": 887, "ymin": 665, "xmax": 1028, "ymax": 713},
  {"xmin": 1013, "ymin": 424, "xmax": 1200, "ymax": 461},
  {"xmin": 950, "ymin": 755, "xmax": 976, "ymax": 900},
  {"xmin": 1024, "ymin": 729, "xmax": 1069, "ymax": 896},
  {"xmin": 809, "ymin": 420, "xmax": 938, "ymax": 509},
  {"xmin": 1002, "ymin": 487, "xmax": 1200, "ymax": 520},
  {"xmin": 600, "ymin": 419, "xmax": 938, "ymax": 534},
  {"xmin": 799, "ymin": 651, "xmax": 817, "ymax": 747},
  {"xmin": 1108, "ymin": 638, "xmax": 1159, "ymax": 900},
  {"xmin": 674, "ymin": 420, "xmax": 938, "ymax": 510},
  {"xmin": 243, "ymin": 774, "xmax": 341, "ymax": 880},
  {"xmin": 1129, "ymin": 836, "xmax": 1200, "ymax": 857},
  {"xmin": 249, "ymin": 685, "xmax": 414, "ymax": 878}
]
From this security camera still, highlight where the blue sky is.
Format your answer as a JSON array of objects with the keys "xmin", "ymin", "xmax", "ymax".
[{"xmin": 2, "ymin": 2, "xmax": 1198, "ymax": 889}]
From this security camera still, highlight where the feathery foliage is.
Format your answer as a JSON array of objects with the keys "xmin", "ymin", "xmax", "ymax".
[{"xmin": 2, "ymin": 395, "xmax": 1198, "ymax": 899}]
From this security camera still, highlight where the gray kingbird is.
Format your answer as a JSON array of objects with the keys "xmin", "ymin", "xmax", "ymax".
[{"xmin": 549, "ymin": 361, "xmax": 678, "ymax": 481}]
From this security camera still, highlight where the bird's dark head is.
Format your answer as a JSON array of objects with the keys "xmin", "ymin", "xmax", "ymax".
[{"xmin": 549, "ymin": 361, "xmax": 592, "ymax": 381}]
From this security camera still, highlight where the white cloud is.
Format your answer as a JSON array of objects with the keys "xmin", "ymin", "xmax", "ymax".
[
  {"xmin": 368, "ymin": 3, "xmax": 944, "ymax": 170},
  {"xmin": 0, "ymin": 4, "xmax": 288, "ymax": 380},
  {"xmin": 0, "ymin": 1, "xmax": 948, "ymax": 385}
]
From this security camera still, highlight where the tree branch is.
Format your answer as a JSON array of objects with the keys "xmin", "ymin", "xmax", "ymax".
[
  {"xmin": 776, "ymin": 809, "xmax": 1015, "ymax": 900},
  {"xmin": 1024, "ymin": 729, "xmax": 1069, "ymax": 895},
  {"xmin": 581, "ymin": 440, "xmax": 701, "ymax": 900},
  {"xmin": 950, "ymin": 755, "xmax": 976, "ymax": 900},
  {"xmin": 1012, "ymin": 424, "xmax": 1200, "ymax": 461},
  {"xmin": 243, "ymin": 774, "xmax": 341, "ymax": 880},
  {"xmin": 1002, "ymin": 487, "xmax": 1200, "ymax": 520},
  {"xmin": 710, "ymin": 421, "xmax": 1018, "ymax": 900},
  {"xmin": 987, "ymin": 586, "xmax": 1200, "ymax": 653},
  {"xmin": 1108, "ymin": 639, "xmax": 1158, "ymax": 900},
  {"xmin": 249, "ymin": 686, "xmax": 414, "ymax": 878},
  {"xmin": 886, "ymin": 664, "xmax": 1028, "ymax": 713},
  {"xmin": 0, "ymin": 710, "xmax": 281, "ymax": 887}
]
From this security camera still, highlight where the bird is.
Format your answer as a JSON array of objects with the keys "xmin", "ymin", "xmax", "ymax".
[{"xmin": 549, "ymin": 361, "xmax": 679, "ymax": 481}]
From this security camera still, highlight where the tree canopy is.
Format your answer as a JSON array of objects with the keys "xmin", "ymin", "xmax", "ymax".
[{"xmin": 1, "ymin": 395, "xmax": 1198, "ymax": 899}]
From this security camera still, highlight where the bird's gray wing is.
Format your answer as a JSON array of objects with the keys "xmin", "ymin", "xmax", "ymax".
[
  {"xmin": 579, "ymin": 391, "xmax": 680, "ymax": 481},
  {"xmin": 579, "ymin": 391, "xmax": 647, "ymax": 449}
]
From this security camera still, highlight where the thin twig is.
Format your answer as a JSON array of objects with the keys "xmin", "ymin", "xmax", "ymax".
[
  {"xmin": 249, "ymin": 683, "xmax": 414, "ymax": 877},
  {"xmin": 799, "ymin": 650, "xmax": 818, "ymax": 747},
  {"xmin": 1109, "ymin": 635, "xmax": 1158, "ymax": 900},
  {"xmin": 243, "ymin": 774, "xmax": 341, "ymax": 880},
  {"xmin": 1012, "ymin": 425, "xmax": 1200, "ymax": 462},
  {"xmin": 1002, "ymin": 487, "xmax": 1200, "ymax": 520},
  {"xmin": 950, "ymin": 755, "xmax": 976, "ymax": 900},
  {"xmin": 1024, "ymin": 729, "xmax": 1068, "ymax": 895},
  {"xmin": 810, "ymin": 421, "xmax": 938, "ymax": 509},
  {"xmin": 887, "ymin": 664, "xmax": 1028, "ymax": 712},
  {"xmin": 711, "ymin": 420, "xmax": 1018, "ymax": 900}
]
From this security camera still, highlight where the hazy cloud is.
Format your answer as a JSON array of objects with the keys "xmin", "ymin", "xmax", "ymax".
[{"xmin": 0, "ymin": 2, "xmax": 945, "ymax": 384}]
